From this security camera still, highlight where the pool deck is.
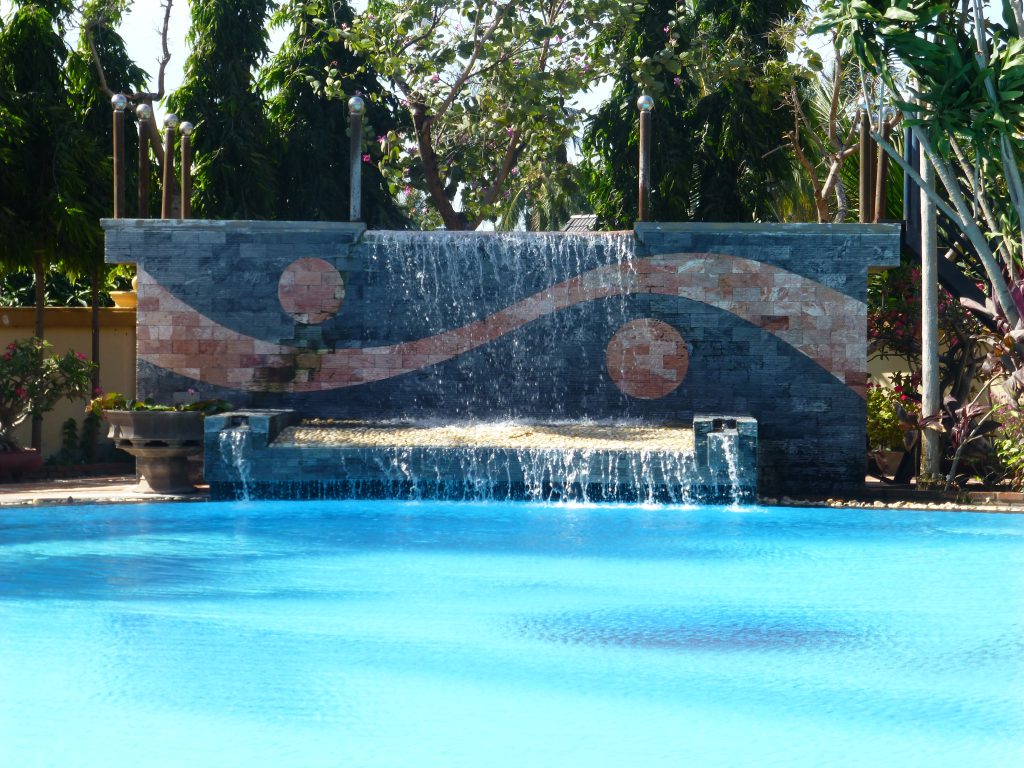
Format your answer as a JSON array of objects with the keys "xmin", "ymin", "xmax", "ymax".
[{"xmin": 1, "ymin": 474, "xmax": 1022, "ymax": 512}]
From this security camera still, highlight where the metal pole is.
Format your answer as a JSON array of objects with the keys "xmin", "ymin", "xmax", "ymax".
[
  {"xmin": 161, "ymin": 113, "xmax": 179, "ymax": 219},
  {"xmin": 921, "ymin": 143, "xmax": 941, "ymax": 480},
  {"xmin": 902, "ymin": 124, "xmax": 913, "ymax": 222},
  {"xmin": 136, "ymin": 103, "xmax": 153, "ymax": 218},
  {"xmin": 179, "ymin": 121, "xmax": 194, "ymax": 219},
  {"xmin": 348, "ymin": 96, "xmax": 365, "ymax": 222},
  {"xmin": 873, "ymin": 111, "xmax": 890, "ymax": 222},
  {"xmin": 111, "ymin": 94, "xmax": 128, "ymax": 218},
  {"xmin": 858, "ymin": 107, "xmax": 872, "ymax": 223},
  {"xmin": 637, "ymin": 95, "xmax": 654, "ymax": 222}
]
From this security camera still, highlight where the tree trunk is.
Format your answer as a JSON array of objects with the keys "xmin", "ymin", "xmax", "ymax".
[
  {"xmin": 90, "ymin": 266, "xmax": 101, "ymax": 392},
  {"xmin": 31, "ymin": 250, "xmax": 45, "ymax": 451}
]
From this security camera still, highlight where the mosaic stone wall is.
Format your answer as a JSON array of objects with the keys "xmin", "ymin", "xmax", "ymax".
[{"xmin": 104, "ymin": 219, "xmax": 900, "ymax": 495}]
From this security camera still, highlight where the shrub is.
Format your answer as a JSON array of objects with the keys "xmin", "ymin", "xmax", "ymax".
[{"xmin": 0, "ymin": 338, "xmax": 96, "ymax": 450}]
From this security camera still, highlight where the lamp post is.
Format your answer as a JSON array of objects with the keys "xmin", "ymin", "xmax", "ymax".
[
  {"xmin": 637, "ymin": 94, "xmax": 654, "ymax": 222},
  {"xmin": 111, "ymin": 94, "xmax": 128, "ymax": 219},
  {"xmin": 136, "ymin": 103, "xmax": 153, "ymax": 218},
  {"xmin": 348, "ymin": 96, "xmax": 365, "ymax": 222},
  {"xmin": 161, "ymin": 113, "xmax": 179, "ymax": 219},
  {"xmin": 179, "ymin": 121, "xmax": 194, "ymax": 220}
]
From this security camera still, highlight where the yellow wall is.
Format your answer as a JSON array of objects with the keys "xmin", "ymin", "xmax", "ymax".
[{"xmin": 1, "ymin": 307, "xmax": 136, "ymax": 458}]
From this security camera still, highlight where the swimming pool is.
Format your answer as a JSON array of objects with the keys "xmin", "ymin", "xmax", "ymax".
[{"xmin": 1, "ymin": 500, "xmax": 1021, "ymax": 767}]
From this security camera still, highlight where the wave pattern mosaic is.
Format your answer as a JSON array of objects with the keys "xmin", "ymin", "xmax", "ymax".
[{"xmin": 105, "ymin": 220, "xmax": 899, "ymax": 494}]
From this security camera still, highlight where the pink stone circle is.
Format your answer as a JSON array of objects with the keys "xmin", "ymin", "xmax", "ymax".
[
  {"xmin": 605, "ymin": 319, "xmax": 689, "ymax": 400},
  {"xmin": 278, "ymin": 258, "xmax": 345, "ymax": 325}
]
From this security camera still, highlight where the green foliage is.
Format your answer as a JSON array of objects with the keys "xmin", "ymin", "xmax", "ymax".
[
  {"xmin": 584, "ymin": 0, "xmax": 802, "ymax": 228},
  {"xmin": 67, "ymin": 0, "xmax": 149, "ymax": 227},
  {"xmin": 818, "ymin": 0, "xmax": 1024, "ymax": 333},
  {"xmin": 0, "ymin": 337, "xmax": 96, "ymax": 448},
  {"xmin": 86, "ymin": 391, "xmax": 233, "ymax": 417},
  {"xmin": 0, "ymin": 264, "xmax": 134, "ymax": 307},
  {"xmin": 337, "ymin": 0, "xmax": 641, "ymax": 229},
  {"xmin": 494, "ymin": 145, "xmax": 588, "ymax": 231},
  {"xmin": 261, "ymin": 0, "xmax": 406, "ymax": 227},
  {"xmin": 867, "ymin": 380, "xmax": 907, "ymax": 451},
  {"xmin": 0, "ymin": 3, "xmax": 102, "ymax": 278},
  {"xmin": 168, "ymin": 0, "xmax": 278, "ymax": 219},
  {"xmin": 47, "ymin": 411, "xmax": 117, "ymax": 465},
  {"xmin": 992, "ymin": 406, "xmax": 1024, "ymax": 491}
]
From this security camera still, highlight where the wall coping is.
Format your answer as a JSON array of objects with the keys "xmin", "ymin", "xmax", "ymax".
[
  {"xmin": 1, "ymin": 306, "xmax": 135, "ymax": 330},
  {"xmin": 634, "ymin": 221, "xmax": 902, "ymax": 236},
  {"xmin": 101, "ymin": 219, "xmax": 368, "ymax": 236}
]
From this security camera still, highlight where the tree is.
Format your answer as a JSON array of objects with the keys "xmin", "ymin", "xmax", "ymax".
[
  {"xmin": 777, "ymin": 25, "xmax": 864, "ymax": 223},
  {"xmin": 0, "ymin": 0, "xmax": 102, "ymax": 447},
  {"xmin": 584, "ymin": 0, "xmax": 803, "ymax": 228},
  {"xmin": 494, "ymin": 144, "xmax": 588, "ymax": 231},
  {"xmin": 81, "ymin": 0, "xmax": 177, "ymax": 203},
  {"xmin": 167, "ymin": 0, "xmax": 277, "ymax": 219},
  {"xmin": 0, "ymin": 1, "xmax": 99, "ymax": 337},
  {"xmin": 261, "ymin": 0, "xmax": 406, "ymax": 227},
  {"xmin": 67, "ymin": 0, "xmax": 149, "ymax": 389},
  {"xmin": 818, "ymin": 0, "xmax": 1024, "ymax": 396},
  {"xmin": 334, "ymin": 0, "xmax": 640, "ymax": 230}
]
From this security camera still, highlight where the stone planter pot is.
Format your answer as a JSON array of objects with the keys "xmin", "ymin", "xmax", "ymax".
[
  {"xmin": 871, "ymin": 449, "xmax": 906, "ymax": 478},
  {"xmin": 109, "ymin": 290, "xmax": 137, "ymax": 309},
  {"xmin": 105, "ymin": 410, "xmax": 204, "ymax": 494},
  {"xmin": 0, "ymin": 447, "xmax": 43, "ymax": 481}
]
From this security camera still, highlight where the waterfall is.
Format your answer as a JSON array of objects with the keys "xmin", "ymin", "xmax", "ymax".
[
  {"xmin": 218, "ymin": 428, "xmax": 252, "ymax": 501},
  {"xmin": 707, "ymin": 430, "xmax": 742, "ymax": 507}
]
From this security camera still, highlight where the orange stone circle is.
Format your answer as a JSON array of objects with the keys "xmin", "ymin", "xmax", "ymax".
[
  {"xmin": 605, "ymin": 319, "xmax": 689, "ymax": 400},
  {"xmin": 278, "ymin": 258, "xmax": 345, "ymax": 325}
]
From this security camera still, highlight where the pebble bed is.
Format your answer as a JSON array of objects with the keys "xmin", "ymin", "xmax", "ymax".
[
  {"xmin": 278, "ymin": 420, "xmax": 696, "ymax": 452},
  {"xmin": 763, "ymin": 496, "xmax": 1024, "ymax": 514}
]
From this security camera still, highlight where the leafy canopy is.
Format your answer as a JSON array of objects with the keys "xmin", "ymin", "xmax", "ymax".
[
  {"xmin": 585, "ymin": 0, "xmax": 803, "ymax": 227},
  {"xmin": 330, "ymin": 0, "xmax": 642, "ymax": 230}
]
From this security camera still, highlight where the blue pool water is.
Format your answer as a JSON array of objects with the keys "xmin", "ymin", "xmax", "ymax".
[{"xmin": 1, "ymin": 500, "xmax": 1022, "ymax": 767}]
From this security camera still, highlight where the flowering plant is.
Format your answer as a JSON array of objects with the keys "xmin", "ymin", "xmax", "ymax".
[{"xmin": 0, "ymin": 338, "xmax": 96, "ymax": 450}]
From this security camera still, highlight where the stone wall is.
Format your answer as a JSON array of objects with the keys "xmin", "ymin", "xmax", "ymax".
[{"xmin": 104, "ymin": 219, "xmax": 900, "ymax": 495}]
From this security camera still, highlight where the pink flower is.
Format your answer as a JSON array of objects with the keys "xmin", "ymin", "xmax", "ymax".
[
  {"xmin": 2, "ymin": 352, "xmax": 10, "ymax": 361},
  {"xmin": 93, "ymin": 386, "xmax": 104, "ymax": 395},
  {"xmin": 377, "ymin": 135, "xmax": 387, "ymax": 144},
  {"xmin": 664, "ymin": 25, "xmax": 670, "ymax": 33},
  {"xmin": 362, "ymin": 153, "xmax": 371, "ymax": 163},
  {"xmin": 75, "ymin": 352, "xmax": 87, "ymax": 361},
  {"xmin": 431, "ymin": 74, "xmax": 440, "ymax": 82},
  {"xmin": 673, "ymin": 76, "xmax": 682, "ymax": 87},
  {"xmin": 15, "ymin": 387, "xmax": 27, "ymax": 399},
  {"xmin": 403, "ymin": 185, "xmax": 413, "ymax": 195}
]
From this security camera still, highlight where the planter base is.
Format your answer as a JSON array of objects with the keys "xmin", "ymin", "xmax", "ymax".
[
  {"xmin": 122, "ymin": 445, "xmax": 202, "ymax": 494},
  {"xmin": 105, "ymin": 410, "xmax": 205, "ymax": 494}
]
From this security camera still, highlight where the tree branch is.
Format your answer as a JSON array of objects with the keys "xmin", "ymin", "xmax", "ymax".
[
  {"xmin": 827, "ymin": 36, "xmax": 842, "ymax": 150},
  {"xmin": 135, "ymin": 0, "xmax": 174, "ymax": 102},
  {"xmin": 84, "ymin": 21, "xmax": 114, "ymax": 98}
]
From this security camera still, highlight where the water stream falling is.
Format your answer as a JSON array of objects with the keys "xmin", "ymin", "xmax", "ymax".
[
  {"xmin": 362, "ymin": 231, "xmax": 638, "ymax": 419},
  {"xmin": 218, "ymin": 428, "xmax": 252, "ymax": 501},
  {"xmin": 707, "ymin": 430, "xmax": 742, "ymax": 507},
  {"xmin": 207, "ymin": 230, "xmax": 755, "ymax": 502}
]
